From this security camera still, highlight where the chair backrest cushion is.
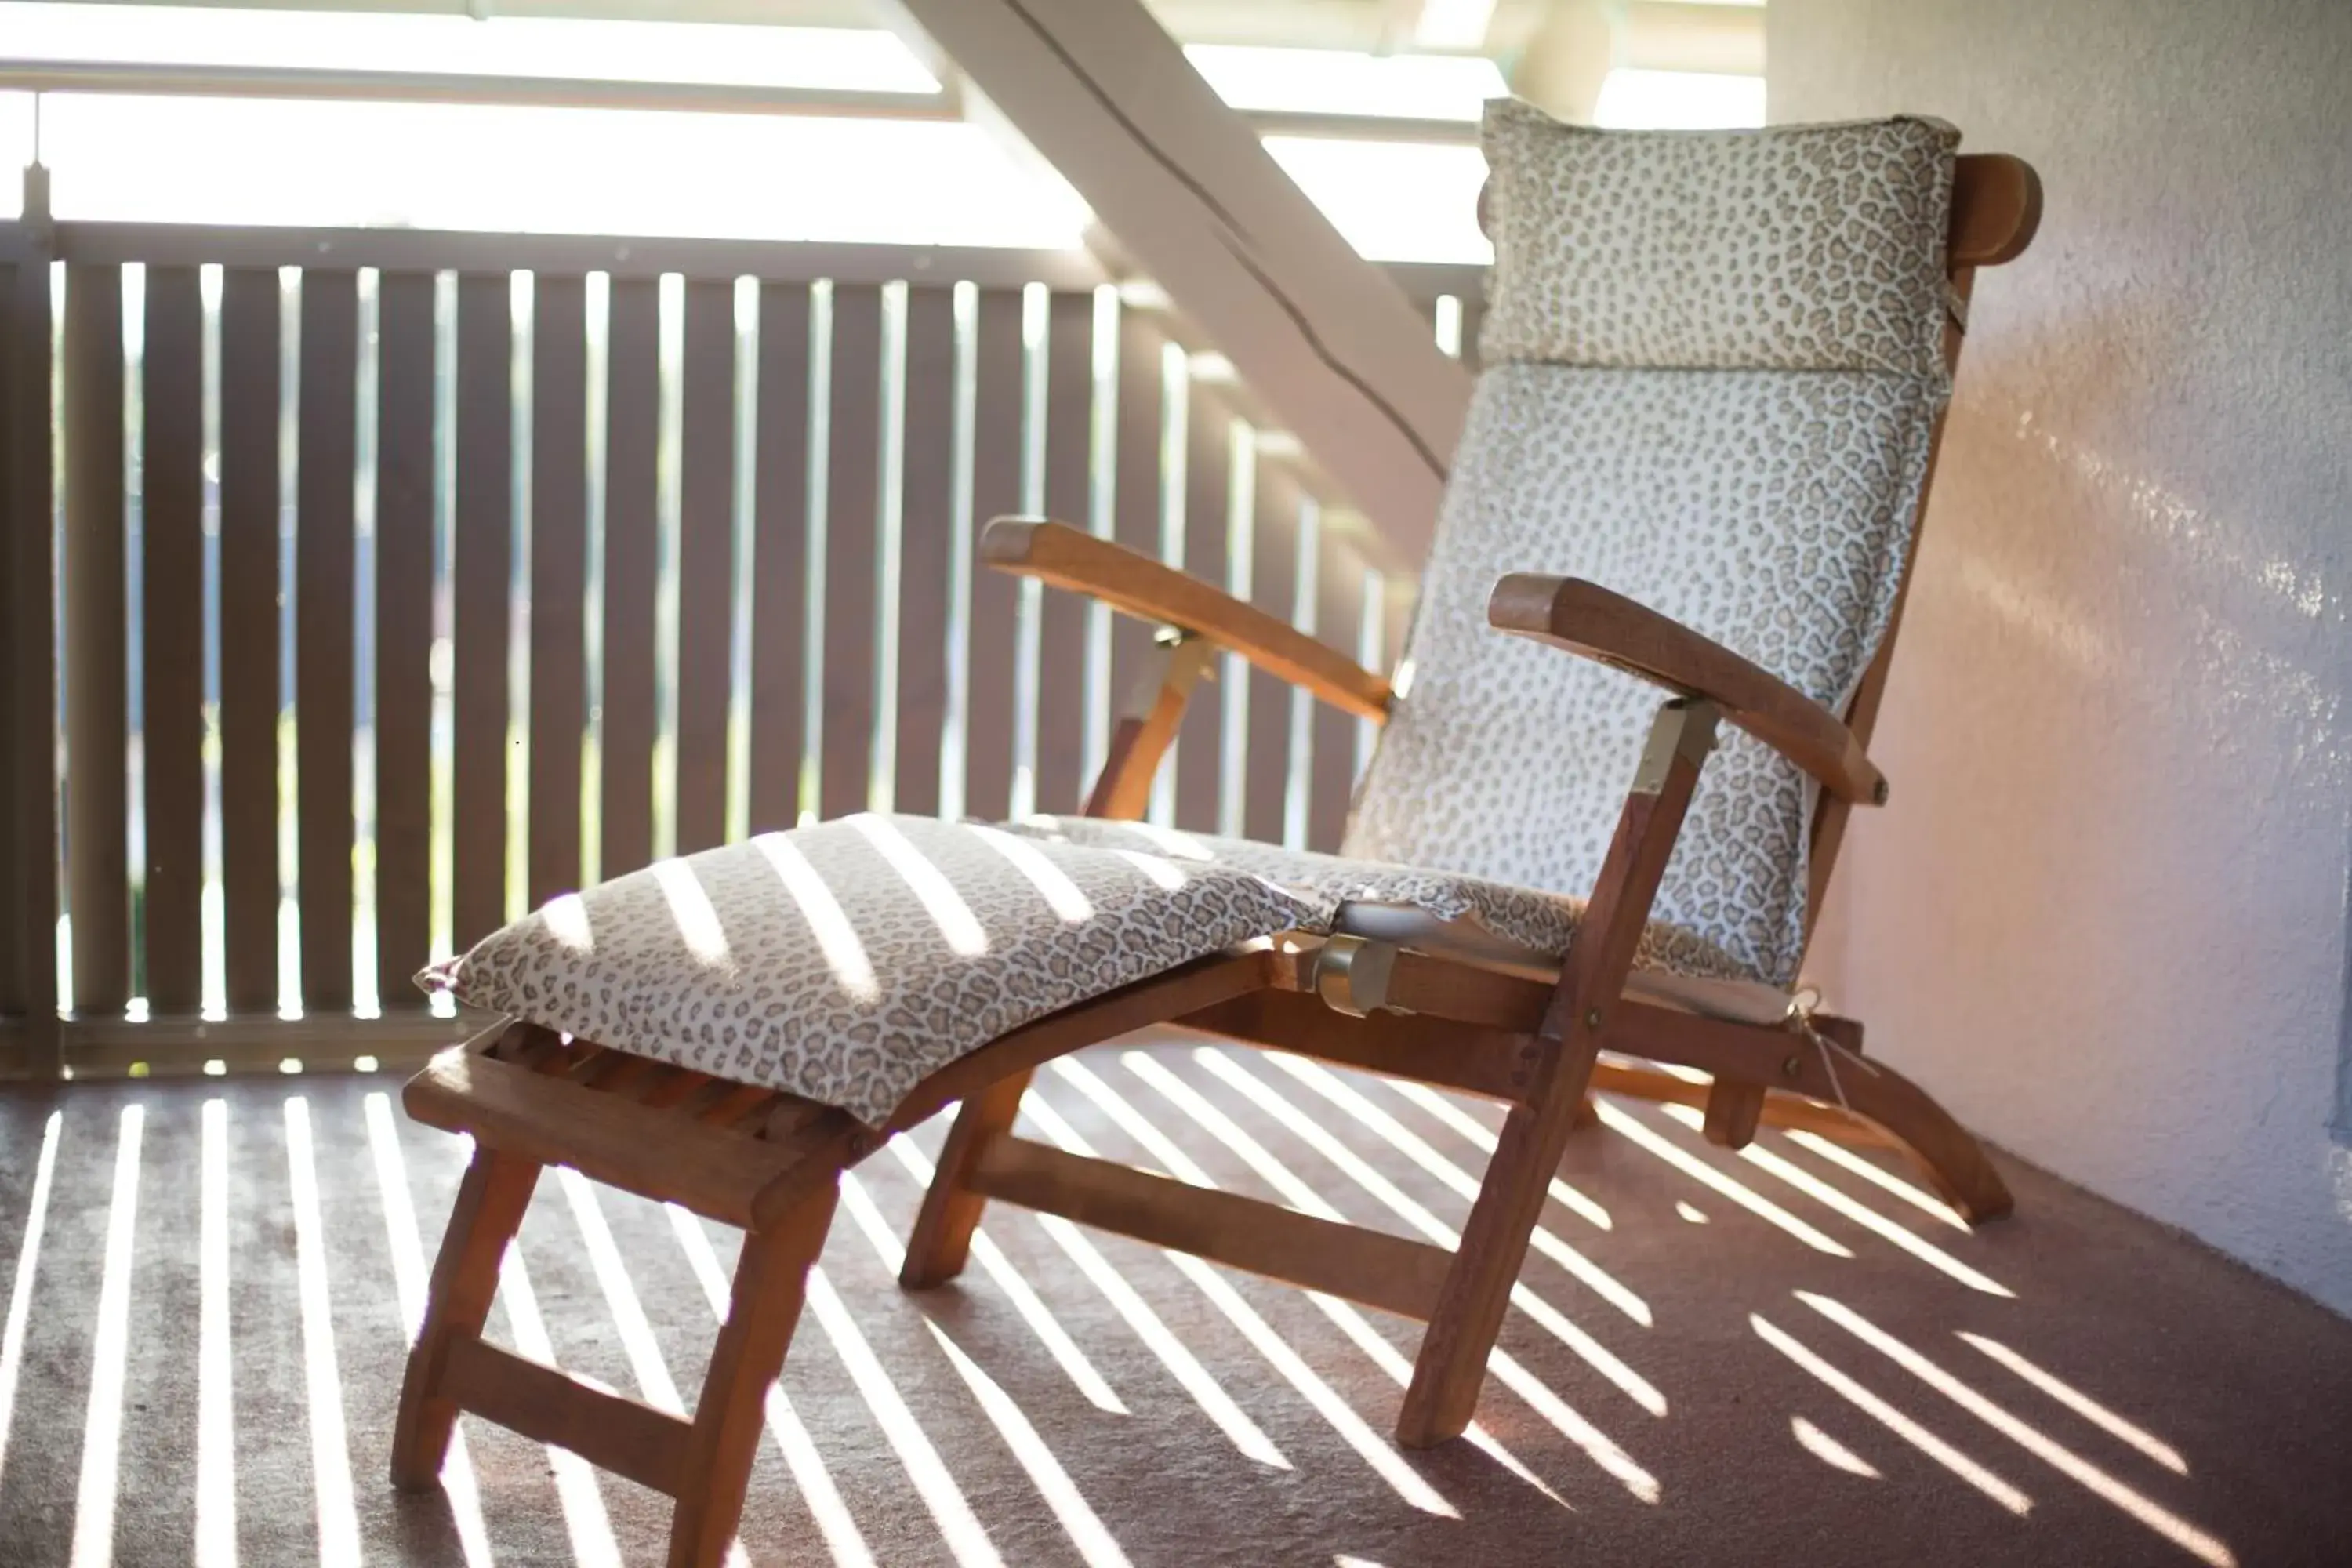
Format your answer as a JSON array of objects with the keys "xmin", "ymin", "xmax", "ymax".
[{"xmin": 1343, "ymin": 103, "xmax": 1958, "ymax": 987}]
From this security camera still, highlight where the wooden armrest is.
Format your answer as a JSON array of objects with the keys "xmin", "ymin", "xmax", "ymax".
[
  {"xmin": 1487, "ymin": 574, "xmax": 1887, "ymax": 805},
  {"xmin": 982, "ymin": 517, "xmax": 1392, "ymax": 722}
]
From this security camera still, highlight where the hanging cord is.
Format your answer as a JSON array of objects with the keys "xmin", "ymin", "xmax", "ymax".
[{"xmin": 1784, "ymin": 985, "xmax": 1880, "ymax": 1114}]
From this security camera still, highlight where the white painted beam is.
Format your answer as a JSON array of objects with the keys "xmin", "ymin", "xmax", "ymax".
[
  {"xmin": 884, "ymin": 0, "xmax": 1472, "ymax": 565},
  {"xmin": 1505, "ymin": 0, "xmax": 1616, "ymax": 124},
  {"xmin": 1412, "ymin": 0, "xmax": 1500, "ymax": 52}
]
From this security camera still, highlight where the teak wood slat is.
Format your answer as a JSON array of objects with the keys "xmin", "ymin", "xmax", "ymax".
[
  {"xmin": 451, "ymin": 273, "xmax": 514, "ymax": 951},
  {"xmin": 142, "ymin": 264, "xmax": 206, "ymax": 1013},
  {"xmin": 746, "ymin": 281, "xmax": 811, "ymax": 833},
  {"xmin": 675, "ymin": 278, "xmax": 735, "ymax": 855},
  {"xmin": 1308, "ymin": 526, "xmax": 1366, "ymax": 851},
  {"xmin": 1, "ymin": 253, "xmax": 57, "ymax": 1064},
  {"xmin": 62, "ymin": 262, "xmax": 129, "ymax": 1014},
  {"xmin": 296, "ymin": 270, "xmax": 358, "ymax": 1011},
  {"xmin": 375, "ymin": 271, "xmax": 437, "ymax": 1004},
  {"xmin": 601, "ymin": 276, "xmax": 659, "ymax": 880},
  {"xmin": 1036, "ymin": 288, "xmax": 1094, "ymax": 815},
  {"xmin": 527, "ymin": 274, "xmax": 589, "ymax": 907},
  {"xmin": 0, "ymin": 263, "xmax": 20, "ymax": 1034},
  {"xmin": 1172, "ymin": 376, "xmax": 1234, "ymax": 833},
  {"xmin": 1242, "ymin": 463, "xmax": 1299, "ymax": 845},
  {"xmin": 1106, "ymin": 303, "xmax": 1167, "ymax": 792},
  {"xmin": 894, "ymin": 284, "xmax": 956, "ymax": 818},
  {"xmin": 218, "ymin": 266, "xmax": 281, "ymax": 1014},
  {"xmin": 819, "ymin": 285, "xmax": 883, "ymax": 822},
  {"xmin": 971, "ymin": 1134, "xmax": 1454, "ymax": 1319},
  {"xmin": 960, "ymin": 287, "xmax": 1025, "ymax": 824}
]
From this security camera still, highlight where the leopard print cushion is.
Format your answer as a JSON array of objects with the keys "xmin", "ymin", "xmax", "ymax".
[
  {"xmin": 1348, "ymin": 365, "xmax": 1940, "ymax": 985},
  {"xmin": 1479, "ymin": 99, "xmax": 1958, "ymax": 379},
  {"xmin": 419, "ymin": 814, "xmax": 1318, "ymax": 1124},
  {"xmin": 1345, "ymin": 107, "xmax": 1957, "ymax": 988},
  {"xmin": 1007, "ymin": 815, "xmax": 1750, "ymax": 982}
]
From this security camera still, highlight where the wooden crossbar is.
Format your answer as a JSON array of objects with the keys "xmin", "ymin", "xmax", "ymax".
[
  {"xmin": 1178, "ymin": 989, "xmax": 1534, "ymax": 1103},
  {"xmin": 444, "ymin": 1335, "xmax": 693, "ymax": 1497},
  {"xmin": 1588, "ymin": 1062, "xmax": 1896, "ymax": 1148},
  {"xmin": 968, "ymin": 1134, "xmax": 1454, "ymax": 1320}
]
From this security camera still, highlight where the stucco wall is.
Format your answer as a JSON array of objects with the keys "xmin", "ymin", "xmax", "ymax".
[{"xmin": 1769, "ymin": 0, "xmax": 2352, "ymax": 1313}]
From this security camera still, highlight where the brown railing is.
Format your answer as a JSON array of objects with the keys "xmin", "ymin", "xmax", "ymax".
[{"xmin": 0, "ymin": 171, "xmax": 1480, "ymax": 1080}]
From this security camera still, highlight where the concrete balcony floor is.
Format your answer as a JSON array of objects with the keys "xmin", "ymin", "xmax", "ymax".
[{"xmin": 1, "ymin": 1041, "xmax": 2347, "ymax": 1566}]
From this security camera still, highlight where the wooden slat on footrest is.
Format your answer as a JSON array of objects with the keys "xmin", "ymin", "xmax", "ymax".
[
  {"xmin": 445, "ymin": 1335, "xmax": 691, "ymax": 1497},
  {"xmin": 970, "ymin": 1135, "xmax": 1451, "ymax": 1320},
  {"xmin": 405, "ymin": 1045, "xmax": 848, "ymax": 1228}
]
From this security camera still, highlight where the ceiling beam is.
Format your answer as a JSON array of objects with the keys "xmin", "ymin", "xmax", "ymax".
[{"xmin": 881, "ymin": 0, "xmax": 1472, "ymax": 567}]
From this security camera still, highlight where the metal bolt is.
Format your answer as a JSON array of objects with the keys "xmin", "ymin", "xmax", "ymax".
[
  {"xmin": 1584, "ymin": 1007, "xmax": 1604, "ymax": 1031},
  {"xmin": 1781, "ymin": 1054, "xmax": 1803, "ymax": 1080}
]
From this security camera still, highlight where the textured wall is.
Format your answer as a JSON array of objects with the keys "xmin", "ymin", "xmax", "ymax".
[{"xmin": 1769, "ymin": 0, "xmax": 2352, "ymax": 1313}]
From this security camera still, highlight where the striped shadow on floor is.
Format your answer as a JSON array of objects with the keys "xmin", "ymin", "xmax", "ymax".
[{"xmin": 3, "ymin": 1039, "xmax": 2340, "ymax": 1566}]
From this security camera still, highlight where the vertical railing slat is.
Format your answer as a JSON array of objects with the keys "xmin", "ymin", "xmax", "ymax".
[
  {"xmin": 962, "ymin": 288, "xmax": 1024, "ymax": 825},
  {"xmin": 63, "ymin": 263, "xmax": 129, "ymax": 1015},
  {"xmin": 450, "ymin": 273, "xmax": 512, "ymax": 950},
  {"xmin": 1035, "ymin": 289, "xmax": 1094, "ymax": 815},
  {"xmin": 1243, "ymin": 467, "xmax": 1298, "ymax": 844},
  {"xmin": 893, "ymin": 284, "xmax": 955, "ymax": 818},
  {"xmin": 142, "ymin": 266, "xmax": 206, "ymax": 1014},
  {"xmin": 746, "ymin": 281, "xmax": 810, "ymax": 833},
  {"xmin": 600, "ymin": 277, "xmax": 659, "ymax": 878},
  {"xmin": 1171, "ymin": 381, "xmax": 1230, "ymax": 836},
  {"xmin": 526, "ymin": 274, "xmax": 587, "ymax": 906},
  {"xmin": 218, "ymin": 266, "xmax": 282, "ymax": 1013},
  {"xmin": 295, "ymin": 268, "xmax": 357, "ymax": 1013},
  {"xmin": 1309, "ymin": 531, "xmax": 1365, "ymax": 853},
  {"xmin": 818, "ymin": 284, "xmax": 881, "ymax": 822},
  {"xmin": 373, "ymin": 270, "xmax": 437, "ymax": 1007},
  {"xmin": 1109, "ymin": 305, "xmax": 1164, "ymax": 797},
  {"xmin": 674, "ymin": 277, "xmax": 735, "ymax": 854},
  {"xmin": 1, "ymin": 252, "xmax": 63, "ymax": 1065}
]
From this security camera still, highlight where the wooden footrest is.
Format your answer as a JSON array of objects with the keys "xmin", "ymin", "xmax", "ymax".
[{"xmin": 404, "ymin": 1022, "xmax": 873, "ymax": 1230}]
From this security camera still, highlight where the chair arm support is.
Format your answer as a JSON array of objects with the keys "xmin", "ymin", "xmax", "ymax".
[
  {"xmin": 982, "ymin": 517, "xmax": 1392, "ymax": 722},
  {"xmin": 1486, "ymin": 573, "xmax": 1887, "ymax": 805}
]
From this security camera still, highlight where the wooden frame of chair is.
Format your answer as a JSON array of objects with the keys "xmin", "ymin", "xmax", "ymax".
[{"xmin": 390, "ymin": 152, "xmax": 2042, "ymax": 1565}]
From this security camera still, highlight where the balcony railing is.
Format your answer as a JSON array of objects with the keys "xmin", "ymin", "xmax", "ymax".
[{"xmin": 0, "ymin": 169, "xmax": 1482, "ymax": 1080}]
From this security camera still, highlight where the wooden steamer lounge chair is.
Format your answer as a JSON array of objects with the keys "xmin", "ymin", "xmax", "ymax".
[{"xmin": 391, "ymin": 104, "xmax": 2042, "ymax": 1566}]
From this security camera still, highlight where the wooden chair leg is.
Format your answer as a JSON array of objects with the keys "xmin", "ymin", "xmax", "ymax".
[
  {"xmin": 900, "ymin": 1069, "xmax": 1030, "ymax": 1289},
  {"xmin": 392, "ymin": 1145, "xmax": 543, "ymax": 1490},
  {"xmin": 1398, "ymin": 1044, "xmax": 1601, "ymax": 1448},
  {"xmin": 1702, "ymin": 1080, "xmax": 1766, "ymax": 1149},
  {"xmin": 666, "ymin": 1184, "xmax": 840, "ymax": 1568}
]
